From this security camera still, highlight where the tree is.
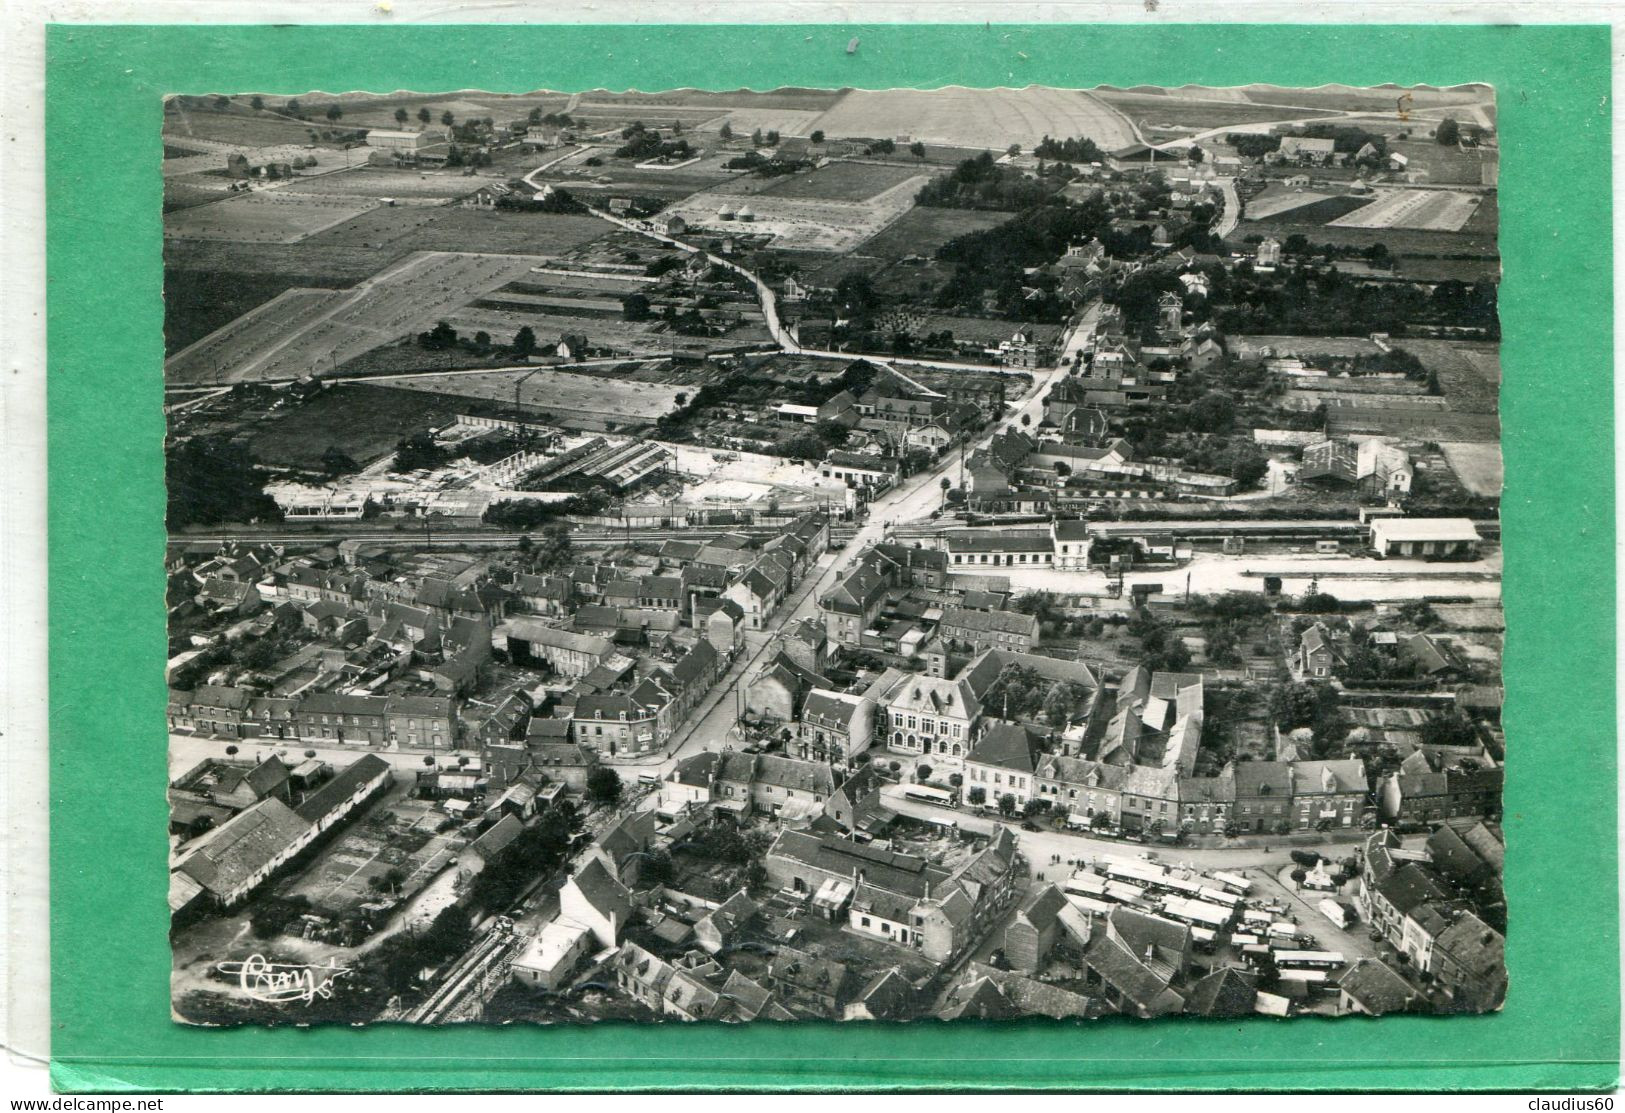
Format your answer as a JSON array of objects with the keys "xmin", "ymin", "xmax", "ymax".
[
  {"xmin": 1007, "ymin": 143, "xmax": 1021, "ymax": 157},
  {"xmin": 967, "ymin": 786, "xmax": 987, "ymax": 806},
  {"xmin": 285, "ymin": 98, "xmax": 302, "ymax": 117},
  {"xmin": 512, "ymin": 326, "xmax": 538, "ymax": 357},
  {"xmin": 1435, "ymin": 117, "xmax": 1460, "ymax": 146},
  {"xmin": 418, "ymin": 106, "xmax": 432, "ymax": 124},
  {"xmin": 587, "ymin": 766, "xmax": 623, "ymax": 806},
  {"xmin": 1043, "ymin": 682, "xmax": 1071, "ymax": 728},
  {"xmin": 1019, "ymin": 413, "xmax": 1032, "ymax": 427},
  {"xmin": 250, "ymin": 96, "xmax": 264, "ymax": 112},
  {"xmin": 395, "ymin": 107, "xmax": 409, "ymax": 126},
  {"xmin": 765, "ymin": 130, "xmax": 780, "ymax": 146},
  {"xmin": 320, "ymin": 445, "xmax": 358, "ymax": 477},
  {"xmin": 998, "ymin": 793, "xmax": 1018, "ymax": 817},
  {"xmin": 418, "ymin": 320, "xmax": 458, "ymax": 351},
  {"xmin": 326, "ymin": 104, "xmax": 343, "ymax": 121},
  {"xmin": 916, "ymin": 763, "xmax": 934, "ymax": 783},
  {"xmin": 225, "ymin": 745, "xmax": 239, "ymax": 758},
  {"xmin": 751, "ymin": 127, "xmax": 764, "ymax": 147},
  {"xmin": 441, "ymin": 110, "xmax": 456, "ymax": 127},
  {"xmin": 719, "ymin": 122, "xmax": 733, "ymax": 140},
  {"xmin": 621, "ymin": 293, "xmax": 652, "ymax": 321},
  {"xmin": 810, "ymin": 130, "xmax": 825, "ymax": 144},
  {"xmin": 909, "ymin": 140, "xmax": 926, "ymax": 160}
]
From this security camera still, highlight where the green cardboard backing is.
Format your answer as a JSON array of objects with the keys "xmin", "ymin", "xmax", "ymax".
[{"xmin": 45, "ymin": 22, "xmax": 1619, "ymax": 1092}]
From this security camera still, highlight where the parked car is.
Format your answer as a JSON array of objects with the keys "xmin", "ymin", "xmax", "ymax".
[{"xmin": 1020, "ymin": 821, "xmax": 1042, "ymax": 832}]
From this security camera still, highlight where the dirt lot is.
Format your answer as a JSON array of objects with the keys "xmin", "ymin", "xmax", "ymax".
[{"xmin": 246, "ymin": 382, "xmax": 473, "ymax": 468}]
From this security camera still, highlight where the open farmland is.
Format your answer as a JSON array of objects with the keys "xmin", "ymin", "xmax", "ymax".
[
  {"xmin": 1386, "ymin": 139, "xmax": 1491, "ymax": 186},
  {"xmin": 1328, "ymin": 189, "xmax": 1482, "ymax": 232},
  {"xmin": 1239, "ymin": 84, "xmax": 1491, "ymax": 112},
  {"xmin": 1094, "ymin": 90, "xmax": 1340, "ymax": 129},
  {"xmin": 276, "ymin": 167, "xmax": 490, "ymax": 201},
  {"xmin": 757, "ymin": 161, "xmax": 925, "ymax": 201},
  {"xmin": 246, "ymin": 383, "xmax": 473, "ymax": 468},
  {"xmin": 384, "ymin": 367, "xmax": 689, "ymax": 426},
  {"xmin": 162, "ymin": 111, "xmax": 340, "ymax": 149},
  {"xmin": 165, "ymin": 251, "xmax": 545, "ymax": 385},
  {"xmin": 163, "ymin": 191, "xmax": 377, "ymax": 243},
  {"xmin": 853, "ymin": 206, "xmax": 1009, "ymax": 260},
  {"xmin": 1243, "ymin": 188, "xmax": 1371, "ymax": 224},
  {"xmin": 803, "ymin": 87, "xmax": 1138, "ymax": 152},
  {"xmin": 1439, "ymin": 442, "xmax": 1504, "ymax": 497}
]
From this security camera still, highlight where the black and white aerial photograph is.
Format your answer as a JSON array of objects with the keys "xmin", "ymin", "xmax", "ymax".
[{"xmin": 162, "ymin": 82, "xmax": 1507, "ymax": 1027}]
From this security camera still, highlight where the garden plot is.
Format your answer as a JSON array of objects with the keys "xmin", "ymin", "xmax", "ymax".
[
  {"xmin": 165, "ymin": 251, "xmax": 543, "ymax": 384},
  {"xmin": 1328, "ymin": 189, "xmax": 1482, "ymax": 231},
  {"xmin": 803, "ymin": 86, "xmax": 1138, "ymax": 152},
  {"xmin": 163, "ymin": 190, "xmax": 377, "ymax": 243}
]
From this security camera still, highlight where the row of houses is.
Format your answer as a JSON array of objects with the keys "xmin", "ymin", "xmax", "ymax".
[{"xmin": 168, "ymin": 685, "xmax": 459, "ymax": 749}]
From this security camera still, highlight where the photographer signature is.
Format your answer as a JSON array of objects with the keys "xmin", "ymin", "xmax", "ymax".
[{"xmin": 216, "ymin": 954, "xmax": 351, "ymax": 1005}]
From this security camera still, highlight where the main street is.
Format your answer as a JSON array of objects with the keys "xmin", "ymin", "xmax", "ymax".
[{"xmin": 598, "ymin": 302, "xmax": 1099, "ymax": 783}]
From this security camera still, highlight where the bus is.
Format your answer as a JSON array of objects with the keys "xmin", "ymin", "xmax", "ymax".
[
  {"xmin": 903, "ymin": 784, "xmax": 958, "ymax": 808},
  {"xmin": 1275, "ymin": 969, "xmax": 1330, "ymax": 987},
  {"xmin": 1210, "ymin": 870, "xmax": 1251, "ymax": 895},
  {"xmin": 1273, "ymin": 950, "xmax": 1345, "ymax": 970},
  {"xmin": 1063, "ymin": 873, "xmax": 1110, "ymax": 899},
  {"xmin": 1231, "ymin": 933, "xmax": 1261, "ymax": 948},
  {"xmin": 1160, "ymin": 897, "xmax": 1235, "ymax": 931},
  {"xmin": 1240, "ymin": 943, "xmax": 1273, "ymax": 966},
  {"xmin": 1242, "ymin": 908, "xmax": 1273, "ymax": 928},
  {"xmin": 1197, "ymin": 886, "xmax": 1241, "ymax": 908}
]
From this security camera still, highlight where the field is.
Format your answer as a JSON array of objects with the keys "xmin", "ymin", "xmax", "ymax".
[
  {"xmin": 1243, "ymin": 189, "xmax": 1372, "ymax": 224},
  {"xmin": 385, "ymin": 368, "xmax": 689, "ymax": 424},
  {"xmin": 1329, "ymin": 189, "xmax": 1482, "ymax": 232},
  {"xmin": 1438, "ymin": 442, "xmax": 1504, "ymax": 497},
  {"xmin": 162, "ymin": 107, "xmax": 342, "ymax": 149},
  {"xmin": 1230, "ymin": 335, "xmax": 1385, "ymax": 360},
  {"xmin": 163, "ymin": 191, "xmax": 377, "ymax": 243},
  {"xmin": 1239, "ymin": 84, "xmax": 1491, "ymax": 113},
  {"xmin": 1227, "ymin": 190, "xmax": 1497, "ymax": 269},
  {"xmin": 246, "ymin": 383, "xmax": 474, "ymax": 468},
  {"xmin": 283, "ymin": 795, "xmax": 463, "ymax": 918},
  {"xmin": 803, "ymin": 87, "xmax": 1138, "ymax": 152},
  {"xmin": 165, "ymin": 251, "xmax": 545, "ymax": 385},
  {"xmin": 1386, "ymin": 139, "xmax": 1491, "ymax": 186},
  {"xmin": 1399, "ymin": 338, "xmax": 1501, "ymax": 413},
  {"xmin": 1094, "ymin": 91, "xmax": 1340, "ymax": 130},
  {"xmin": 277, "ymin": 167, "xmax": 492, "ymax": 200},
  {"xmin": 759, "ymin": 161, "xmax": 927, "ymax": 201},
  {"xmin": 853, "ymin": 206, "xmax": 1010, "ymax": 260}
]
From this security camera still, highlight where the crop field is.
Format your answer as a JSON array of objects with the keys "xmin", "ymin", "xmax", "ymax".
[
  {"xmin": 706, "ymin": 107, "xmax": 827, "ymax": 136},
  {"xmin": 164, "ymin": 270, "xmax": 355, "ymax": 355},
  {"xmin": 1399, "ymin": 338, "xmax": 1501, "ymax": 413},
  {"xmin": 1093, "ymin": 91, "xmax": 1339, "ymax": 129},
  {"xmin": 577, "ymin": 88, "xmax": 845, "ymax": 112},
  {"xmin": 803, "ymin": 87, "xmax": 1138, "ymax": 152},
  {"xmin": 246, "ymin": 383, "xmax": 472, "ymax": 468},
  {"xmin": 383, "ymin": 208, "xmax": 612, "ymax": 255},
  {"xmin": 165, "ymin": 251, "xmax": 544, "ymax": 385},
  {"xmin": 1438, "ymin": 442, "xmax": 1504, "ymax": 498},
  {"xmin": 1239, "ymin": 84, "xmax": 1491, "ymax": 113},
  {"xmin": 1386, "ymin": 139, "xmax": 1489, "ymax": 186},
  {"xmin": 162, "ymin": 143, "xmax": 350, "ymax": 180},
  {"xmin": 162, "ymin": 113, "xmax": 335, "ymax": 149},
  {"xmin": 853, "ymin": 206, "xmax": 1009, "ymax": 260},
  {"xmin": 1328, "ymin": 189, "xmax": 1482, "ymax": 232},
  {"xmin": 163, "ymin": 191, "xmax": 377, "ymax": 243},
  {"xmin": 1243, "ymin": 188, "xmax": 1372, "ymax": 224},
  {"xmin": 277, "ymin": 167, "xmax": 489, "ymax": 200},
  {"xmin": 759, "ymin": 161, "xmax": 929, "ymax": 201},
  {"xmin": 385, "ymin": 368, "xmax": 689, "ymax": 424}
]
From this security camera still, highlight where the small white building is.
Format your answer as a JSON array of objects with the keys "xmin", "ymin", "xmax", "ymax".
[{"xmin": 511, "ymin": 918, "xmax": 594, "ymax": 991}]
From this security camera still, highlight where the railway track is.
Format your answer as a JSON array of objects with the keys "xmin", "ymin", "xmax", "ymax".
[{"xmin": 405, "ymin": 918, "xmax": 526, "ymax": 1024}]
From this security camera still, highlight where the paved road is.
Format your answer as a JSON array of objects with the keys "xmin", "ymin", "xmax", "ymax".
[{"xmin": 596, "ymin": 308, "xmax": 1092, "ymax": 782}]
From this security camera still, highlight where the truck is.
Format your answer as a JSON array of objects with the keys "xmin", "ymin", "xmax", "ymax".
[{"xmin": 1318, "ymin": 898, "xmax": 1356, "ymax": 931}]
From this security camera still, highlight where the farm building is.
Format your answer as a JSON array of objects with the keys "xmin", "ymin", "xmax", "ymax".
[{"xmin": 1369, "ymin": 517, "xmax": 1482, "ymax": 559}]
